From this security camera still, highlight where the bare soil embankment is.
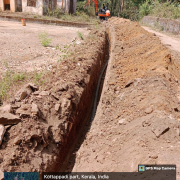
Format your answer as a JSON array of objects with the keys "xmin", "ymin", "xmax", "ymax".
[
  {"xmin": 0, "ymin": 28, "xmax": 108, "ymax": 174},
  {"xmin": 71, "ymin": 18, "xmax": 180, "ymax": 179}
]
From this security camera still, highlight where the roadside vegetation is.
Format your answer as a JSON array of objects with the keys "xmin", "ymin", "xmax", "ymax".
[
  {"xmin": 38, "ymin": 32, "xmax": 52, "ymax": 47},
  {"xmin": 55, "ymin": 0, "xmax": 179, "ymax": 22},
  {"xmin": 43, "ymin": 3, "xmax": 99, "ymax": 24},
  {"xmin": 0, "ymin": 63, "xmax": 27, "ymax": 103},
  {"xmin": 0, "ymin": 61, "xmax": 48, "ymax": 104},
  {"xmin": 139, "ymin": 0, "xmax": 180, "ymax": 19},
  {"xmin": 81, "ymin": 0, "xmax": 180, "ymax": 21}
]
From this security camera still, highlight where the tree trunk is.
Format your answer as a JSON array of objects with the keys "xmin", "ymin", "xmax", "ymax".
[
  {"xmin": 118, "ymin": 0, "xmax": 121, "ymax": 16},
  {"xmin": 69, "ymin": 0, "xmax": 73, "ymax": 14},
  {"xmin": 121, "ymin": 0, "xmax": 124, "ymax": 12},
  {"xmin": 111, "ymin": 0, "xmax": 114, "ymax": 15}
]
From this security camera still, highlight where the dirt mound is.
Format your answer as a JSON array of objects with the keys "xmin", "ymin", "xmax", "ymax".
[
  {"xmin": 0, "ymin": 29, "xmax": 108, "ymax": 173},
  {"xmin": 70, "ymin": 17, "xmax": 180, "ymax": 178}
]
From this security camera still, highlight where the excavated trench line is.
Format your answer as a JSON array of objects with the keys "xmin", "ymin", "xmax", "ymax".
[
  {"xmin": 53, "ymin": 33, "xmax": 110, "ymax": 172},
  {"xmin": 91, "ymin": 39, "xmax": 110, "ymax": 122}
]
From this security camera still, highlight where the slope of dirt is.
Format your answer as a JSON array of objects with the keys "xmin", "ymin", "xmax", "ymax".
[
  {"xmin": 71, "ymin": 18, "xmax": 180, "ymax": 179},
  {"xmin": 0, "ymin": 28, "xmax": 108, "ymax": 174}
]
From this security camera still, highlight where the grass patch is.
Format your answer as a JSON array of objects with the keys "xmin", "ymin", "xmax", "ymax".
[
  {"xmin": 38, "ymin": 32, "xmax": 52, "ymax": 47},
  {"xmin": 58, "ymin": 44, "xmax": 73, "ymax": 62},
  {"xmin": 77, "ymin": 31, "xmax": 84, "ymax": 40},
  {"xmin": 12, "ymin": 72, "xmax": 26, "ymax": 82},
  {"xmin": 33, "ymin": 70, "xmax": 47, "ymax": 86},
  {"xmin": 0, "ymin": 70, "xmax": 27, "ymax": 102}
]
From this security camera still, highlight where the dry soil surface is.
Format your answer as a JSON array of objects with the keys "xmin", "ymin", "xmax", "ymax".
[
  {"xmin": 67, "ymin": 18, "xmax": 180, "ymax": 179},
  {"xmin": 0, "ymin": 25, "xmax": 107, "ymax": 175},
  {"xmin": 1, "ymin": 17, "xmax": 180, "ymax": 180},
  {"xmin": 142, "ymin": 26, "xmax": 180, "ymax": 53},
  {"xmin": 0, "ymin": 20, "xmax": 89, "ymax": 76}
]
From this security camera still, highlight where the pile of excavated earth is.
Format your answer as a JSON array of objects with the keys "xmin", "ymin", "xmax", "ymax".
[
  {"xmin": 0, "ymin": 17, "xmax": 180, "ymax": 179},
  {"xmin": 69, "ymin": 18, "xmax": 180, "ymax": 176},
  {"xmin": 0, "ymin": 28, "xmax": 108, "ymax": 174}
]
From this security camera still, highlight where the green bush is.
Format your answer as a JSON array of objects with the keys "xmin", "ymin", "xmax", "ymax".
[
  {"xmin": 87, "ymin": 6, "xmax": 96, "ymax": 16},
  {"xmin": 47, "ymin": 8, "xmax": 65, "ymax": 18},
  {"xmin": 150, "ymin": 1, "xmax": 180, "ymax": 19},
  {"xmin": 38, "ymin": 32, "xmax": 52, "ymax": 47},
  {"xmin": 139, "ymin": 0, "xmax": 152, "ymax": 18}
]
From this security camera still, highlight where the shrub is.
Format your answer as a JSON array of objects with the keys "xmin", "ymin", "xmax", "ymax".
[
  {"xmin": 150, "ymin": 1, "xmax": 180, "ymax": 19},
  {"xmin": 47, "ymin": 8, "xmax": 65, "ymax": 18},
  {"xmin": 38, "ymin": 32, "xmax": 52, "ymax": 47},
  {"xmin": 139, "ymin": 0, "xmax": 152, "ymax": 18}
]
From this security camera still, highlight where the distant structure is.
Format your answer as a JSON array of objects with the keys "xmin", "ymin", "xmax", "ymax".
[{"xmin": 0, "ymin": 0, "xmax": 76, "ymax": 15}]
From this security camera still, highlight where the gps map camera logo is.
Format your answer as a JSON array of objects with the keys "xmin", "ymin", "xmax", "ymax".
[{"xmin": 139, "ymin": 165, "xmax": 145, "ymax": 171}]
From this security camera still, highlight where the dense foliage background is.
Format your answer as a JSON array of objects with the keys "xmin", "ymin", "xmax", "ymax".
[{"xmin": 76, "ymin": 0, "xmax": 180, "ymax": 21}]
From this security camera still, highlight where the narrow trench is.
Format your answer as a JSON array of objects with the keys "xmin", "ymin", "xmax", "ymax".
[{"xmin": 62, "ymin": 35, "xmax": 110, "ymax": 172}]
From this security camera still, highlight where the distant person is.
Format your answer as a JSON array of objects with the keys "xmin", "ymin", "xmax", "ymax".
[{"xmin": 103, "ymin": 4, "xmax": 105, "ymax": 11}]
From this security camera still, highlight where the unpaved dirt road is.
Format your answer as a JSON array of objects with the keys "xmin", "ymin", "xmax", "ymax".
[
  {"xmin": 0, "ymin": 20, "xmax": 89, "ymax": 75},
  {"xmin": 142, "ymin": 26, "xmax": 180, "ymax": 53}
]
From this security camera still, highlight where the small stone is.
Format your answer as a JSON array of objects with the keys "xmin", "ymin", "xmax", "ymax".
[
  {"xmin": 15, "ymin": 83, "xmax": 36, "ymax": 101},
  {"xmin": 28, "ymin": 83, "xmax": 38, "ymax": 91},
  {"xmin": 14, "ymin": 137, "xmax": 21, "ymax": 145},
  {"xmin": 51, "ymin": 92, "xmax": 60, "ymax": 100},
  {"xmin": 0, "ymin": 113, "xmax": 21, "ymax": 125},
  {"xmin": 43, "ymin": 105, "xmax": 49, "ymax": 111},
  {"xmin": 65, "ymin": 94, "xmax": 71, "ymax": 99},
  {"xmin": 57, "ymin": 84, "xmax": 69, "ymax": 91},
  {"xmin": 39, "ymin": 91, "xmax": 50, "ymax": 96},
  {"xmin": 0, "ymin": 125, "xmax": 5, "ymax": 145},
  {"xmin": 152, "ymin": 124, "xmax": 169, "ymax": 138},
  {"xmin": 125, "ymin": 80, "xmax": 133, "ymax": 88},
  {"xmin": 16, "ymin": 104, "xmax": 31, "ymax": 116},
  {"xmin": 33, "ymin": 91, "xmax": 40, "ymax": 95},
  {"xmin": 31, "ymin": 103, "xmax": 39, "ymax": 115},
  {"xmin": 18, "ymin": 91, "xmax": 27, "ymax": 101},
  {"xmin": 0, "ymin": 104, "xmax": 12, "ymax": 113},
  {"xmin": 76, "ymin": 41, "xmax": 81, "ymax": 45},
  {"xmin": 145, "ymin": 106, "xmax": 153, "ymax": 114},
  {"xmin": 118, "ymin": 119, "xmax": 126, "ymax": 125},
  {"xmin": 149, "ymin": 155, "xmax": 158, "ymax": 159},
  {"xmin": 36, "ymin": 95, "xmax": 42, "ymax": 98},
  {"xmin": 61, "ymin": 98, "xmax": 71, "ymax": 113},
  {"xmin": 55, "ymin": 104, "xmax": 60, "ymax": 111},
  {"xmin": 62, "ymin": 66, "xmax": 68, "ymax": 70}
]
